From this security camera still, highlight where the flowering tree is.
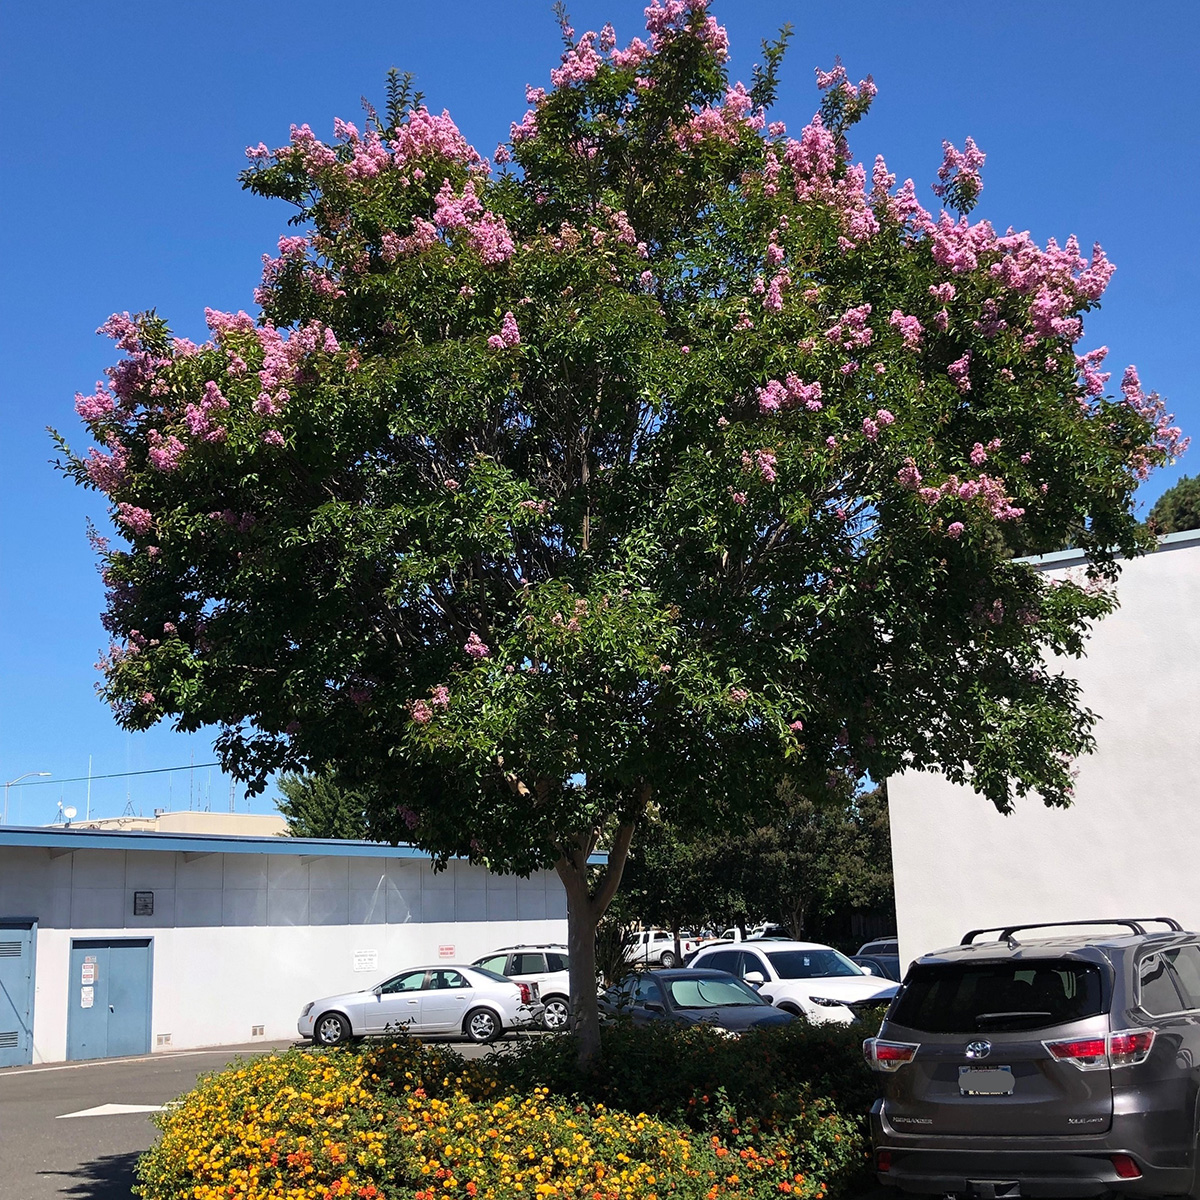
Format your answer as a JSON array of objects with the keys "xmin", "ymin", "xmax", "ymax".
[{"xmin": 59, "ymin": 2, "xmax": 1185, "ymax": 1060}]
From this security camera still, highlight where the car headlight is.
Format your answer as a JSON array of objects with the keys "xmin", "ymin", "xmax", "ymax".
[
  {"xmin": 808, "ymin": 996, "xmax": 849, "ymax": 1008},
  {"xmin": 301, "ymin": 1002, "xmax": 314, "ymax": 1017}
]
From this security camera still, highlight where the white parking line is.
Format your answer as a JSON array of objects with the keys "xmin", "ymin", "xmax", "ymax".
[{"xmin": 57, "ymin": 1102, "xmax": 166, "ymax": 1119}]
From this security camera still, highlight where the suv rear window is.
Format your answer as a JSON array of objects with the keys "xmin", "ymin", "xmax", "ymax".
[{"xmin": 891, "ymin": 960, "xmax": 1105, "ymax": 1033}]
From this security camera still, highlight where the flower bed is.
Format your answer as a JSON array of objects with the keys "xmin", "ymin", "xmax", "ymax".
[{"xmin": 135, "ymin": 1023, "xmax": 874, "ymax": 1200}]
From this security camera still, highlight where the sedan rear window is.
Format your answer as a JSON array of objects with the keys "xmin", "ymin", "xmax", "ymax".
[{"xmin": 891, "ymin": 960, "xmax": 1105, "ymax": 1033}]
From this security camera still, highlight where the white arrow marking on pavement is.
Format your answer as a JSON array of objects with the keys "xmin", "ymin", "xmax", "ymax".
[{"xmin": 57, "ymin": 1102, "xmax": 166, "ymax": 1119}]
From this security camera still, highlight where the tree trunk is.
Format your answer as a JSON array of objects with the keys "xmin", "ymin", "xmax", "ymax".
[{"xmin": 553, "ymin": 794, "xmax": 646, "ymax": 1069}]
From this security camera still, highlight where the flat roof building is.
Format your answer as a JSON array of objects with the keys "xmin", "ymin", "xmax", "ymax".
[{"xmin": 0, "ymin": 826, "xmax": 569, "ymax": 1065}]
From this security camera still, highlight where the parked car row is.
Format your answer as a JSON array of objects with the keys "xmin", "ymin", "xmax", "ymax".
[{"xmin": 295, "ymin": 933, "xmax": 901, "ymax": 1045}]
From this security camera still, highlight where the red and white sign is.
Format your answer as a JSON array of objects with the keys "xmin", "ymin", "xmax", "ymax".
[{"xmin": 437, "ymin": 944, "xmax": 455, "ymax": 959}]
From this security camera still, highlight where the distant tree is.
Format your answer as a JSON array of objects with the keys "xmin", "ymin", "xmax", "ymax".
[
  {"xmin": 615, "ymin": 812, "xmax": 746, "ymax": 941},
  {"xmin": 275, "ymin": 772, "xmax": 368, "ymax": 840},
  {"xmin": 732, "ymin": 778, "xmax": 893, "ymax": 939},
  {"xmin": 1148, "ymin": 475, "xmax": 1200, "ymax": 535}
]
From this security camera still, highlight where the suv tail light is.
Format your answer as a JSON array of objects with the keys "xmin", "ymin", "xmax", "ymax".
[
  {"xmin": 863, "ymin": 1037, "xmax": 919, "ymax": 1071},
  {"xmin": 1044, "ymin": 1029, "xmax": 1155, "ymax": 1070},
  {"xmin": 876, "ymin": 1150, "xmax": 893, "ymax": 1173},
  {"xmin": 517, "ymin": 983, "xmax": 532, "ymax": 1004}
]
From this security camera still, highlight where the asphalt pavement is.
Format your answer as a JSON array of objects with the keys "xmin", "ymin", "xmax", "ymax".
[{"xmin": 0, "ymin": 1039, "xmax": 494, "ymax": 1200}]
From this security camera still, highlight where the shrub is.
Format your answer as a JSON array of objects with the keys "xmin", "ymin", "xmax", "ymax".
[
  {"xmin": 134, "ymin": 1049, "xmax": 390, "ymax": 1200},
  {"xmin": 136, "ymin": 1022, "xmax": 876, "ymax": 1200}
]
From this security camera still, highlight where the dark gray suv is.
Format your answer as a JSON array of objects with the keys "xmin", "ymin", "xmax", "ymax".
[{"xmin": 867, "ymin": 918, "xmax": 1200, "ymax": 1197}]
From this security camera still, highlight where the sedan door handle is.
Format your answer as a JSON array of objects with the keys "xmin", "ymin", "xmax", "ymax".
[{"xmin": 109, "ymin": 1005, "xmax": 115, "ymax": 1013}]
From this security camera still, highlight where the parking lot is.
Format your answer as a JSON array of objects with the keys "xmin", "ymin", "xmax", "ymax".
[{"xmin": 0, "ymin": 1039, "xmax": 494, "ymax": 1200}]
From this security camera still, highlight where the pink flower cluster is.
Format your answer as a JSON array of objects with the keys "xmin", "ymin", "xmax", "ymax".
[
  {"xmin": 464, "ymin": 632, "xmax": 490, "ymax": 659},
  {"xmin": 551, "ymin": 30, "xmax": 603, "ymax": 88},
  {"xmin": 1076, "ymin": 346, "xmax": 1111, "ymax": 398},
  {"xmin": 488, "ymin": 311, "xmax": 521, "ymax": 351},
  {"xmin": 87, "ymin": 437, "xmax": 129, "ymax": 494},
  {"xmin": 757, "ymin": 375, "xmax": 822, "ymax": 414},
  {"xmin": 888, "ymin": 309, "xmax": 923, "ymax": 350},
  {"xmin": 825, "ymin": 303, "xmax": 873, "ymax": 350},
  {"xmin": 918, "ymin": 472, "xmax": 1025, "ymax": 522},
  {"xmin": 1120, "ymin": 366, "xmax": 1189, "ymax": 478},
  {"xmin": 391, "ymin": 107, "xmax": 484, "ymax": 172},
  {"xmin": 643, "ymin": 0, "xmax": 728, "ymax": 59},
  {"xmin": 116, "ymin": 503, "xmax": 154, "ymax": 535},
  {"xmin": 184, "ymin": 380, "xmax": 230, "ymax": 443},
  {"xmin": 814, "ymin": 57, "xmax": 876, "ymax": 102},
  {"xmin": 147, "ymin": 430, "xmax": 186, "ymax": 472},
  {"xmin": 76, "ymin": 381, "xmax": 116, "ymax": 423},
  {"xmin": 431, "ymin": 178, "xmax": 515, "ymax": 265},
  {"xmin": 931, "ymin": 137, "xmax": 986, "ymax": 203},
  {"xmin": 947, "ymin": 352, "xmax": 972, "ymax": 393}
]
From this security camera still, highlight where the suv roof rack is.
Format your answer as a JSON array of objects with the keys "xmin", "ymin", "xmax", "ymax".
[{"xmin": 961, "ymin": 917, "xmax": 1183, "ymax": 946}]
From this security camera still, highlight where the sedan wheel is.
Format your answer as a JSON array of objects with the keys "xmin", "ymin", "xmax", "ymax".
[
  {"xmin": 315, "ymin": 1012, "xmax": 350, "ymax": 1046},
  {"xmin": 465, "ymin": 1007, "xmax": 501, "ymax": 1044},
  {"xmin": 542, "ymin": 996, "xmax": 570, "ymax": 1030},
  {"xmin": 659, "ymin": 951, "xmax": 678, "ymax": 968}
]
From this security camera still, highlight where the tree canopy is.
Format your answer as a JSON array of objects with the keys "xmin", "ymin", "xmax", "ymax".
[
  {"xmin": 275, "ymin": 772, "xmax": 369, "ymax": 840},
  {"xmin": 59, "ymin": 0, "xmax": 1185, "ymax": 1056},
  {"xmin": 1148, "ymin": 475, "xmax": 1200, "ymax": 535}
]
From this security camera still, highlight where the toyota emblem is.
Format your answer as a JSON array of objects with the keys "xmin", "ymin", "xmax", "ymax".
[{"xmin": 965, "ymin": 1040, "xmax": 992, "ymax": 1060}]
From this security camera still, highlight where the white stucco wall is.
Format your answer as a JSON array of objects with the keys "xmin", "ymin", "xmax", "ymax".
[
  {"xmin": 888, "ymin": 531, "xmax": 1200, "ymax": 971},
  {"xmin": 0, "ymin": 845, "xmax": 566, "ymax": 1063}
]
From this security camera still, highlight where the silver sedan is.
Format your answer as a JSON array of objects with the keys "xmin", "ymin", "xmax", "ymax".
[{"xmin": 297, "ymin": 964, "xmax": 543, "ymax": 1045}]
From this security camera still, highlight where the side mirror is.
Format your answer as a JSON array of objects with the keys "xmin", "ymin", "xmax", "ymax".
[
  {"xmin": 743, "ymin": 971, "xmax": 766, "ymax": 987},
  {"xmin": 643, "ymin": 1002, "xmax": 664, "ymax": 1014},
  {"xmin": 372, "ymin": 986, "xmax": 383, "ymax": 997},
  {"xmin": 861, "ymin": 965, "xmax": 874, "ymax": 975}
]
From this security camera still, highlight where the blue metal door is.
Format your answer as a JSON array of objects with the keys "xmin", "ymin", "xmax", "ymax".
[
  {"xmin": 0, "ymin": 920, "xmax": 37, "ymax": 1067},
  {"xmin": 66, "ymin": 939, "xmax": 152, "ymax": 1061}
]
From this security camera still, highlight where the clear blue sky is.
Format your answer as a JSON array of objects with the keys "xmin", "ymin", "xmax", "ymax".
[{"xmin": 2, "ymin": 1, "xmax": 1196, "ymax": 823}]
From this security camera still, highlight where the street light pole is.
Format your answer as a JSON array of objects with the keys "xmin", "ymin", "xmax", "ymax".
[{"xmin": 3, "ymin": 772, "xmax": 51, "ymax": 826}]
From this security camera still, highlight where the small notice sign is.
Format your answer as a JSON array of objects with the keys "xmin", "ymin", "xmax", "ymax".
[
  {"xmin": 353, "ymin": 949, "xmax": 378, "ymax": 973},
  {"xmin": 81, "ymin": 963, "xmax": 95, "ymax": 985},
  {"xmin": 437, "ymin": 944, "xmax": 455, "ymax": 959},
  {"xmin": 81, "ymin": 986, "xmax": 95, "ymax": 1009}
]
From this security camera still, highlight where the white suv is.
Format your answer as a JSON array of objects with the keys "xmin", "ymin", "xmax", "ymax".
[
  {"xmin": 622, "ymin": 929, "xmax": 696, "ymax": 968},
  {"xmin": 473, "ymin": 945, "xmax": 571, "ymax": 1030},
  {"xmin": 689, "ymin": 939, "xmax": 898, "ymax": 1023}
]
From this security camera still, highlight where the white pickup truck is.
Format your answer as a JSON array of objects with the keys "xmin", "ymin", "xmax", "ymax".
[{"xmin": 622, "ymin": 929, "xmax": 696, "ymax": 968}]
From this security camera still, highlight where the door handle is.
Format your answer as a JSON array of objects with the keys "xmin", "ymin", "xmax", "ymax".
[{"xmin": 109, "ymin": 1005, "xmax": 114, "ymax": 1013}]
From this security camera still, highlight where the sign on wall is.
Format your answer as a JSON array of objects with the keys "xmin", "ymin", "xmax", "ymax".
[
  {"xmin": 438, "ymin": 945, "xmax": 455, "ymax": 959},
  {"xmin": 353, "ymin": 949, "xmax": 378, "ymax": 972}
]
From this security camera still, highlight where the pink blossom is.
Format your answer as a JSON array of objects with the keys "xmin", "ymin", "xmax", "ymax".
[
  {"xmin": 888, "ymin": 309, "xmax": 923, "ymax": 350},
  {"xmin": 410, "ymin": 699, "xmax": 433, "ymax": 724},
  {"xmin": 754, "ymin": 449, "xmax": 777, "ymax": 483},
  {"xmin": 75, "ymin": 382, "xmax": 115, "ymax": 422},
  {"xmin": 764, "ymin": 270, "xmax": 789, "ymax": 312},
  {"xmin": 611, "ymin": 36, "xmax": 650, "ymax": 68},
  {"xmin": 550, "ymin": 30, "xmax": 603, "ymax": 88},
  {"xmin": 389, "ymin": 106, "xmax": 483, "ymax": 171},
  {"xmin": 730, "ymin": 687, "xmax": 749, "ymax": 703},
  {"xmin": 789, "ymin": 719, "xmax": 804, "ymax": 732},
  {"xmin": 931, "ymin": 136, "xmax": 986, "ymax": 208},
  {"xmin": 947, "ymin": 352, "xmax": 972, "ymax": 393},
  {"xmin": 862, "ymin": 417, "xmax": 879, "ymax": 441},
  {"xmin": 147, "ymin": 430, "xmax": 186, "ymax": 471},
  {"xmin": 444, "ymin": 478, "xmax": 459, "ymax": 490},
  {"xmin": 946, "ymin": 521, "xmax": 965, "ymax": 539},
  {"xmin": 1076, "ymin": 346, "xmax": 1111, "ymax": 397},
  {"xmin": 897, "ymin": 458, "xmax": 922, "ymax": 489},
  {"xmin": 876, "ymin": 409, "xmax": 895, "ymax": 426},
  {"xmin": 970, "ymin": 442, "xmax": 988, "ymax": 466},
  {"xmin": 729, "ymin": 490, "xmax": 747, "ymax": 505},
  {"xmin": 430, "ymin": 684, "xmax": 451, "ymax": 708},
  {"xmin": 261, "ymin": 429, "xmax": 286, "ymax": 448},
  {"xmin": 116, "ymin": 503, "xmax": 154, "ymax": 535},
  {"xmin": 464, "ymin": 632, "xmax": 490, "ymax": 659},
  {"xmin": 1020, "ymin": 452, "xmax": 1032, "ymax": 465},
  {"xmin": 928, "ymin": 283, "xmax": 956, "ymax": 304}
]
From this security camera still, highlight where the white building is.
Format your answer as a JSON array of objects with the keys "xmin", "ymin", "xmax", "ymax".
[
  {"xmin": 0, "ymin": 826, "xmax": 568, "ymax": 1065},
  {"xmin": 888, "ymin": 529, "xmax": 1200, "ymax": 969}
]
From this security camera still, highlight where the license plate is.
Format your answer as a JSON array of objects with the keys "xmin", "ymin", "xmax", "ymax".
[{"xmin": 959, "ymin": 1066, "xmax": 1014, "ymax": 1095}]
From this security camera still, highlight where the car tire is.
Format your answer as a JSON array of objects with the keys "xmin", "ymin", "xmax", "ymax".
[
  {"xmin": 314, "ymin": 1011, "xmax": 351, "ymax": 1047},
  {"xmin": 542, "ymin": 996, "xmax": 570, "ymax": 1031},
  {"xmin": 464, "ymin": 1007, "xmax": 501, "ymax": 1044},
  {"xmin": 659, "ymin": 951, "xmax": 678, "ymax": 968}
]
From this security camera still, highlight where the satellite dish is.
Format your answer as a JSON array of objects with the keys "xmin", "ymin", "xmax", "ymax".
[{"xmin": 63, "ymin": 806, "xmax": 77, "ymax": 820}]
